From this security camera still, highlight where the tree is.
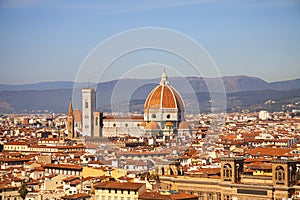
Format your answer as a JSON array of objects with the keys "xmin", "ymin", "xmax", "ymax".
[{"xmin": 18, "ymin": 182, "xmax": 29, "ymax": 200}]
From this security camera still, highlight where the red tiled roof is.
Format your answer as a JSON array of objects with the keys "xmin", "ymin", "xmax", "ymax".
[
  {"xmin": 104, "ymin": 115, "xmax": 144, "ymax": 120},
  {"xmin": 63, "ymin": 176, "xmax": 80, "ymax": 182},
  {"xmin": 139, "ymin": 192, "xmax": 198, "ymax": 200},
  {"xmin": 248, "ymin": 162, "xmax": 272, "ymax": 170},
  {"xmin": 247, "ymin": 147, "xmax": 291, "ymax": 157},
  {"xmin": 0, "ymin": 158, "xmax": 31, "ymax": 163},
  {"xmin": 44, "ymin": 164, "xmax": 83, "ymax": 170},
  {"xmin": 61, "ymin": 193, "xmax": 91, "ymax": 199},
  {"xmin": 5, "ymin": 141, "xmax": 28, "ymax": 145},
  {"xmin": 0, "ymin": 185, "xmax": 18, "ymax": 190},
  {"xmin": 94, "ymin": 182, "xmax": 145, "ymax": 190}
]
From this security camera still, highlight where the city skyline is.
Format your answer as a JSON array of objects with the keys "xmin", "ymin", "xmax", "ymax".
[{"xmin": 0, "ymin": 0, "xmax": 300, "ymax": 84}]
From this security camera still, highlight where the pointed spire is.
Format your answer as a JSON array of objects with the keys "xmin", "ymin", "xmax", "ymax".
[
  {"xmin": 160, "ymin": 68, "xmax": 169, "ymax": 86},
  {"xmin": 68, "ymin": 100, "xmax": 73, "ymax": 117}
]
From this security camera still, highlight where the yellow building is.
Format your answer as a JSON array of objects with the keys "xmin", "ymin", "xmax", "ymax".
[
  {"xmin": 0, "ymin": 185, "xmax": 20, "ymax": 200},
  {"xmin": 94, "ymin": 182, "xmax": 146, "ymax": 200},
  {"xmin": 42, "ymin": 174, "xmax": 65, "ymax": 191},
  {"xmin": 82, "ymin": 166, "xmax": 127, "ymax": 179}
]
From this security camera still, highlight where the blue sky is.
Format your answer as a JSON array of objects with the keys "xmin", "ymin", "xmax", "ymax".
[{"xmin": 0, "ymin": 0, "xmax": 299, "ymax": 84}]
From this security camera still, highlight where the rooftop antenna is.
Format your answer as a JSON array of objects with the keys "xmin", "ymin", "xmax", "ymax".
[{"xmin": 88, "ymin": 78, "xmax": 90, "ymax": 88}]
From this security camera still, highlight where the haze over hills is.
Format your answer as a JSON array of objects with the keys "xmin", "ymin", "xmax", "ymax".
[
  {"xmin": 1, "ymin": 76, "xmax": 300, "ymax": 92},
  {"xmin": 0, "ymin": 76, "xmax": 299, "ymax": 114}
]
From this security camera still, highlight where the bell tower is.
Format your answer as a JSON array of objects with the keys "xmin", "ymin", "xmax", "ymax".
[
  {"xmin": 67, "ymin": 100, "xmax": 75, "ymax": 139},
  {"xmin": 220, "ymin": 157, "xmax": 244, "ymax": 184},
  {"xmin": 82, "ymin": 88, "xmax": 96, "ymax": 137}
]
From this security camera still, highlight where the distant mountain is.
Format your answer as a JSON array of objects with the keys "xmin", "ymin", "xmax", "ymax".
[
  {"xmin": 269, "ymin": 78, "xmax": 300, "ymax": 91},
  {"xmin": 222, "ymin": 76, "xmax": 271, "ymax": 92},
  {"xmin": 0, "ymin": 89, "xmax": 72, "ymax": 113},
  {"xmin": 0, "ymin": 81, "xmax": 75, "ymax": 91},
  {"xmin": 0, "ymin": 76, "xmax": 300, "ymax": 113},
  {"xmin": 1, "ymin": 76, "xmax": 299, "ymax": 93},
  {"xmin": 226, "ymin": 88, "xmax": 300, "ymax": 112}
]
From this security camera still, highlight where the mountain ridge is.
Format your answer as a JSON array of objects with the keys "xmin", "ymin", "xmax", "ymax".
[
  {"xmin": 0, "ymin": 75, "xmax": 299, "ymax": 114},
  {"xmin": 1, "ymin": 76, "xmax": 300, "ymax": 93}
]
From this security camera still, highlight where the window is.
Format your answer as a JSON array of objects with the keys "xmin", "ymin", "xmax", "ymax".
[
  {"xmin": 152, "ymin": 114, "xmax": 156, "ymax": 118},
  {"xmin": 85, "ymin": 102, "xmax": 88, "ymax": 108},
  {"xmin": 167, "ymin": 114, "xmax": 170, "ymax": 119},
  {"xmin": 223, "ymin": 163, "xmax": 232, "ymax": 181},
  {"xmin": 275, "ymin": 166, "xmax": 285, "ymax": 184},
  {"xmin": 223, "ymin": 195, "xmax": 232, "ymax": 200},
  {"xmin": 96, "ymin": 117, "xmax": 99, "ymax": 126}
]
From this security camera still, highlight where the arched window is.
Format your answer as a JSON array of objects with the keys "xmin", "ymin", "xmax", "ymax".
[
  {"xmin": 275, "ymin": 166, "xmax": 285, "ymax": 184},
  {"xmin": 95, "ymin": 117, "xmax": 98, "ymax": 126},
  {"xmin": 223, "ymin": 163, "xmax": 232, "ymax": 181}
]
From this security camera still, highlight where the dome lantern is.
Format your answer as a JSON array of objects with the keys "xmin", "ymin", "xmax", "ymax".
[{"xmin": 160, "ymin": 68, "xmax": 169, "ymax": 86}]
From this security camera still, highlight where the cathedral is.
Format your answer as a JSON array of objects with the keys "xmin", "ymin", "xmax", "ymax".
[
  {"xmin": 143, "ymin": 69, "xmax": 191, "ymax": 141},
  {"xmin": 73, "ymin": 69, "xmax": 192, "ymax": 141}
]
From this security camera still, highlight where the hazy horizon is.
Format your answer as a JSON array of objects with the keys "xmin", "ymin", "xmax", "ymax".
[{"xmin": 1, "ymin": 74, "xmax": 300, "ymax": 86}]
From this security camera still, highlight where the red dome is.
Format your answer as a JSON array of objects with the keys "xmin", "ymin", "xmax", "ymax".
[
  {"xmin": 145, "ymin": 121, "xmax": 160, "ymax": 130},
  {"xmin": 144, "ymin": 85, "xmax": 184, "ymax": 110}
]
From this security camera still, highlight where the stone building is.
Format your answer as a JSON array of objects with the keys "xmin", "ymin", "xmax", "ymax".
[{"xmin": 159, "ymin": 157, "xmax": 300, "ymax": 200}]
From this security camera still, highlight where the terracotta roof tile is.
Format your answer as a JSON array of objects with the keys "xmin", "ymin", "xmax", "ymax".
[{"xmin": 94, "ymin": 182, "xmax": 145, "ymax": 190}]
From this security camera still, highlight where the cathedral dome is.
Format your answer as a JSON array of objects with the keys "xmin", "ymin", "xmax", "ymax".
[{"xmin": 144, "ymin": 70, "xmax": 184, "ymax": 111}]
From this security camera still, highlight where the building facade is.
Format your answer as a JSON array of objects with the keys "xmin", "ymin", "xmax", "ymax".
[{"xmin": 159, "ymin": 157, "xmax": 300, "ymax": 200}]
